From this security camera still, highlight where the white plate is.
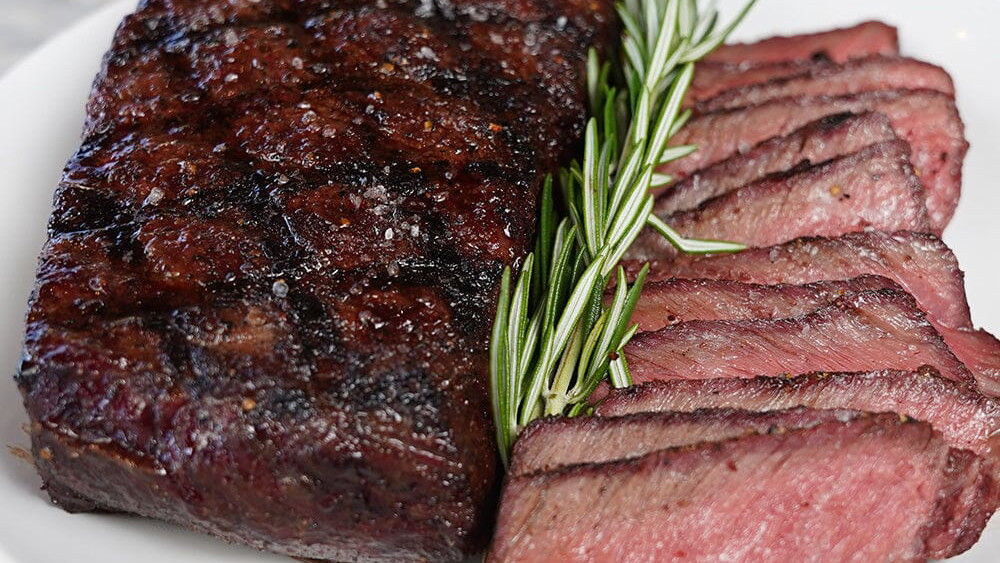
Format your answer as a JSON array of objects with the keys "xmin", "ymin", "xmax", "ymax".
[{"xmin": 0, "ymin": 1, "xmax": 996, "ymax": 561}]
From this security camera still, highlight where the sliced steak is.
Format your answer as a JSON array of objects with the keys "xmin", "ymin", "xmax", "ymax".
[
  {"xmin": 641, "ymin": 140, "xmax": 930, "ymax": 253},
  {"xmin": 654, "ymin": 112, "xmax": 898, "ymax": 216},
  {"xmin": 705, "ymin": 21, "xmax": 899, "ymax": 65},
  {"xmin": 620, "ymin": 289, "xmax": 975, "ymax": 392},
  {"xmin": 510, "ymin": 407, "xmax": 868, "ymax": 477},
  {"xmin": 15, "ymin": 1, "xmax": 615, "ymax": 561},
  {"xmin": 627, "ymin": 276, "xmax": 1000, "ymax": 397},
  {"xmin": 699, "ymin": 56, "xmax": 955, "ymax": 113},
  {"xmin": 690, "ymin": 59, "xmax": 826, "ymax": 105},
  {"xmin": 626, "ymin": 275, "xmax": 896, "ymax": 332},
  {"xmin": 634, "ymin": 231, "xmax": 973, "ymax": 331},
  {"xmin": 491, "ymin": 413, "xmax": 996, "ymax": 562},
  {"xmin": 658, "ymin": 90, "xmax": 968, "ymax": 231},
  {"xmin": 595, "ymin": 367, "xmax": 1000, "ymax": 460}
]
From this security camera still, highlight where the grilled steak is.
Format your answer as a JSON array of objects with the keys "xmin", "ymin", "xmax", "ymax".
[
  {"xmin": 16, "ymin": 1, "xmax": 615, "ymax": 560},
  {"xmin": 659, "ymin": 90, "xmax": 967, "ymax": 231},
  {"xmin": 654, "ymin": 112, "xmax": 898, "ymax": 214},
  {"xmin": 620, "ymin": 289, "xmax": 975, "ymax": 390},
  {"xmin": 638, "ymin": 140, "xmax": 929, "ymax": 254},
  {"xmin": 634, "ymin": 231, "xmax": 973, "ymax": 330},
  {"xmin": 626, "ymin": 275, "xmax": 896, "ymax": 332},
  {"xmin": 698, "ymin": 56, "xmax": 955, "ymax": 113},
  {"xmin": 705, "ymin": 21, "xmax": 899, "ymax": 65},
  {"xmin": 510, "ymin": 407, "xmax": 869, "ymax": 477},
  {"xmin": 689, "ymin": 59, "xmax": 825, "ymax": 106},
  {"xmin": 595, "ymin": 367, "xmax": 1000, "ymax": 459},
  {"xmin": 626, "ymin": 276, "xmax": 1000, "ymax": 396},
  {"xmin": 491, "ymin": 413, "xmax": 996, "ymax": 562}
]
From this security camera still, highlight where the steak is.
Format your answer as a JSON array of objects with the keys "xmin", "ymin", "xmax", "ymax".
[
  {"xmin": 595, "ymin": 367, "xmax": 1000, "ymax": 459},
  {"xmin": 638, "ymin": 140, "xmax": 930, "ymax": 254},
  {"xmin": 689, "ymin": 59, "xmax": 826, "ymax": 105},
  {"xmin": 658, "ymin": 90, "xmax": 968, "ymax": 231},
  {"xmin": 698, "ymin": 56, "xmax": 955, "ymax": 113},
  {"xmin": 626, "ymin": 275, "xmax": 896, "ymax": 332},
  {"xmin": 620, "ymin": 289, "xmax": 975, "ymax": 390},
  {"xmin": 490, "ymin": 413, "xmax": 996, "ymax": 562},
  {"xmin": 705, "ymin": 21, "xmax": 899, "ymax": 65},
  {"xmin": 510, "ymin": 407, "xmax": 869, "ymax": 477},
  {"xmin": 633, "ymin": 231, "xmax": 973, "ymax": 331},
  {"xmin": 654, "ymin": 111, "xmax": 898, "ymax": 215},
  {"xmin": 15, "ymin": 1, "xmax": 615, "ymax": 561}
]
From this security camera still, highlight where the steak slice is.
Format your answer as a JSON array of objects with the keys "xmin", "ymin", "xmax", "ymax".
[
  {"xmin": 510, "ymin": 407, "xmax": 868, "ymax": 477},
  {"xmin": 620, "ymin": 289, "xmax": 975, "ymax": 391},
  {"xmin": 15, "ymin": 1, "xmax": 615, "ymax": 561},
  {"xmin": 627, "ymin": 276, "xmax": 1000, "ymax": 396},
  {"xmin": 634, "ymin": 231, "xmax": 973, "ymax": 330},
  {"xmin": 595, "ymin": 368, "xmax": 1000, "ymax": 460},
  {"xmin": 705, "ymin": 21, "xmax": 899, "ymax": 65},
  {"xmin": 491, "ymin": 413, "xmax": 996, "ymax": 562},
  {"xmin": 690, "ymin": 59, "xmax": 826, "ymax": 106},
  {"xmin": 699, "ymin": 56, "xmax": 955, "ymax": 113},
  {"xmin": 654, "ymin": 112, "xmax": 898, "ymax": 216},
  {"xmin": 626, "ymin": 275, "xmax": 896, "ymax": 332},
  {"xmin": 659, "ymin": 90, "xmax": 968, "ymax": 231},
  {"xmin": 639, "ymin": 140, "xmax": 930, "ymax": 253}
]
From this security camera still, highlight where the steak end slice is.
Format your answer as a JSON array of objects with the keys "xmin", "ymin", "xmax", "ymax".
[
  {"xmin": 705, "ymin": 20, "xmax": 899, "ymax": 65},
  {"xmin": 698, "ymin": 55, "xmax": 956, "ymax": 113},
  {"xmin": 491, "ymin": 413, "xmax": 996, "ymax": 562},
  {"xmin": 510, "ymin": 406, "xmax": 869, "ymax": 477},
  {"xmin": 595, "ymin": 367, "xmax": 1000, "ymax": 460},
  {"xmin": 622, "ymin": 289, "xmax": 976, "ymax": 391},
  {"xmin": 640, "ymin": 140, "xmax": 930, "ymax": 253},
  {"xmin": 689, "ymin": 59, "xmax": 829, "ymax": 106},
  {"xmin": 633, "ymin": 230, "xmax": 972, "ymax": 331},
  {"xmin": 659, "ymin": 90, "xmax": 968, "ymax": 231},
  {"xmin": 654, "ymin": 111, "xmax": 898, "ymax": 215},
  {"xmin": 16, "ymin": 1, "xmax": 615, "ymax": 561}
]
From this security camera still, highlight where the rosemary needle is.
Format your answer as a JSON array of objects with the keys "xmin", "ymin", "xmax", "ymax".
[{"xmin": 490, "ymin": 0, "xmax": 756, "ymax": 465}]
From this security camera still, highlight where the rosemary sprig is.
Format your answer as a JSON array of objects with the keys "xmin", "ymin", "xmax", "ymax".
[{"xmin": 490, "ymin": 0, "xmax": 755, "ymax": 465}]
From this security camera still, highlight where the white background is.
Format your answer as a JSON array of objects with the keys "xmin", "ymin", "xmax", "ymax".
[{"xmin": 0, "ymin": 1, "xmax": 996, "ymax": 561}]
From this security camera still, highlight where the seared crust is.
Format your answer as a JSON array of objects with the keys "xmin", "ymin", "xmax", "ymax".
[{"xmin": 17, "ymin": 0, "xmax": 615, "ymax": 560}]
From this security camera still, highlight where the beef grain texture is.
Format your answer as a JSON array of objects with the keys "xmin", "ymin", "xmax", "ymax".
[
  {"xmin": 704, "ymin": 21, "xmax": 899, "ymax": 65},
  {"xmin": 654, "ymin": 112, "xmax": 898, "ymax": 215},
  {"xmin": 698, "ymin": 55, "xmax": 955, "ymax": 113},
  {"xmin": 491, "ymin": 414, "xmax": 996, "ymax": 562},
  {"xmin": 657, "ymin": 90, "xmax": 968, "ymax": 231},
  {"xmin": 633, "ymin": 231, "xmax": 973, "ymax": 331},
  {"xmin": 637, "ymin": 140, "xmax": 930, "ymax": 254},
  {"xmin": 627, "ymin": 275, "xmax": 1000, "ymax": 398},
  {"xmin": 622, "ymin": 289, "xmax": 976, "ymax": 391},
  {"xmin": 510, "ymin": 407, "xmax": 867, "ymax": 477},
  {"xmin": 595, "ymin": 367, "xmax": 1000, "ymax": 461},
  {"xmin": 15, "ymin": 1, "xmax": 615, "ymax": 561}
]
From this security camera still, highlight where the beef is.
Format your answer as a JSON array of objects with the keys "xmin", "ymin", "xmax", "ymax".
[
  {"xmin": 490, "ymin": 413, "xmax": 996, "ymax": 562},
  {"xmin": 620, "ymin": 289, "xmax": 975, "ymax": 391},
  {"xmin": 626, "ymin": 275, "xmax": 896, "ymax": 332},
  {"xmin": 15, "ymin": 1, "xmax": 616, "ymax": 561},
  {"xmin": 510, "ymin": 407, "xmax": 869, "ymax": 477},
  {"xmin": 658, "ymin": 90, "xmax": 968, "ymax": 231},
  {"xmin": 689, "ymin": 59, "xmax": 826, "ymax": 105},
  {"xmin": 698, "ymin": 56, "xmax": 955, "ymax": 113},
  {"xmin": 595, "ymin": 367, "xmax": 1000, "ymax": 460},
  {"xmin": 638, "ymin": 140, "xmax": 930, "ymax": 254},
  {"xmin": 654, "ymin": 112, "xmax": 898, "ymax": 216},
  {"xmin": 626, "ymin": 276, "xmax": 1000, "ymax": 397},
  {"xmin": 633, "ymin": 231, "xmax": 973, "ymax": 331},
  {"xmin": 705, "ymin": 21, "xmax": 899, "ymax": 65}
]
